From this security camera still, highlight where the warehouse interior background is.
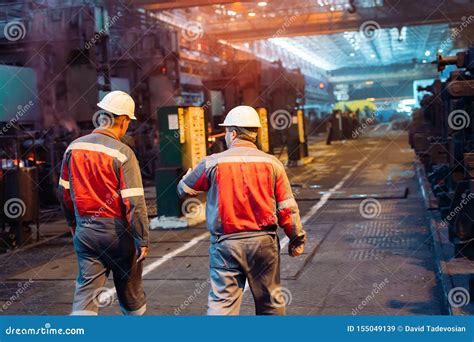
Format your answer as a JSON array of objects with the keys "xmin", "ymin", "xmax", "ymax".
[{"xmin": 1, "ymin": 0, "xmax": 474, "ymax": 316}]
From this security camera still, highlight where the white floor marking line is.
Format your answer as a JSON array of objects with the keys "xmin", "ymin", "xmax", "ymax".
[
  {"xmin": 243, "ymin": 155, "xmax": 369, "ymax": 293},
  {"xmin": 143, "ymin": 232, "xmax": 210, "ymax": 276},
  {"xmin": 102, "ymin": 231, "xmax": 210, "ymax": 301}
]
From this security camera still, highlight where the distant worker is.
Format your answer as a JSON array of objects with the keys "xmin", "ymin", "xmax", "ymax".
[
  {"xmin": 326, "ymin": 116, "xmax": 333, "ymax": 145},
  {"xmin": 178, "ymin": 105, "xmax": 307, "ymax": 315},
  {"xmin": 58, "ymin": 91, "xmax": 149, "ymax": 316}
]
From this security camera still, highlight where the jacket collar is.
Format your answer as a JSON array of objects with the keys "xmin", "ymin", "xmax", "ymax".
[
  {"xmin": 229, "ymin": 139, "xmax": 257, "ymax": 149},
  {"xmin": 93, "ymin": 128, "xmax": 119, "ymax": 140}
]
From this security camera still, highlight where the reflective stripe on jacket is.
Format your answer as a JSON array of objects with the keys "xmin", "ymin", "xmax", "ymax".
[
  {"xmin": 178, "ymin": 140, "xmax": 306, "ymax": 244},
  {"xmin": 58, "ymin": 129, "xmax": 149, "ymax": 247}
]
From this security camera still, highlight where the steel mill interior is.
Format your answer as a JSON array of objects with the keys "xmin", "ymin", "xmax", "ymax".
[{"xmin": 0, "ymin": 0, "xmax": 474, "ymax": 317}]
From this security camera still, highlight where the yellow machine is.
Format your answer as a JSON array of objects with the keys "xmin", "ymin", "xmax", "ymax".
[
  {"xmin": 156, "ymin": 106, "xmax": 207, "ymax": 217},
  {"xmin": 177, "ymin": 107, "xmax": 207, "ymax": 170},
  {"xmin": 297, "ymin": 109, "xmax": 306, "ymax": 145},
  {"xmin": 256, "ymin": 107, "xmax": 271, "ymax": 153}
]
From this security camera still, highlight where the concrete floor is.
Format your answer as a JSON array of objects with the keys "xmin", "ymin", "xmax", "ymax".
[{"xmin": 0, "ymin": 132, "xmax": 447, "ymax": 315}]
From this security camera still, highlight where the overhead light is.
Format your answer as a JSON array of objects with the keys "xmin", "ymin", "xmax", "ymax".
[
  {"xmin": 367, "ymin": 98, "xmax": 375, "ymax": 101},
  {"xmin": 227, "ymin": 10, "xmax": 236, "ymax": 16},
  {"xmin": 248, "ymin": 12, "xmax": 256, "ymax": 17},
  {"xmin": 424, "ymin": 50, "xmax": 431, "ymax": 56},
  {"xmin": 370, "ymin": 53, "xmax": 376, "ymax": 58},
  {"xmin": 422, "ymin": 59, "xmax": 427, "ymax": 63},
  {"xmin": 257, "ymin": 1, "xmax": 267, "ymax": 6},
  {"xmin": 365, "ymin": 80, "xmax": 374, "ymax": 85},
  {"xmin": 438, "ymin": 49, "xmax": 443, "ymax": 53},
  {"xmin": 350, "ymin": 52, "xmax": 355, "ymax": 57}
]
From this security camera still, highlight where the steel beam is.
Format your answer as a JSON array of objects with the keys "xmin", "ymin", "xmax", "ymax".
[
  {"xmin": 211, "ymin": 12, "xmax": 467, "ymax": 41},
  {"xmin": 131, "ymin": 0, "xmax": 253, "ymax": 11}
]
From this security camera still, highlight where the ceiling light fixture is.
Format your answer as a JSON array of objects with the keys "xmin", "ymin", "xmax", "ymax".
[
  {"xmin": 257, "ymin": 1, "xmax": 268, "ymax": 6},
  {"xmin": 248, "ymin": 12, "xmax": 256, "ymax": 17}
]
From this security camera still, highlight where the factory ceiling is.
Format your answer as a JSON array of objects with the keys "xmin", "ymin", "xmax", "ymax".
[{"xmin": 136, "ymin": 0, "xmax": 473, "ymax": 76}]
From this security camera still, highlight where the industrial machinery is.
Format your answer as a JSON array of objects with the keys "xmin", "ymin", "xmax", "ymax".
[
  {"xmin": 412, "ymin": 45, "xmax": 474, "ymax": 259},
  {"xmin": 0, "ymin": 1, "xmax": 180, "ymax": 206},
  {"xmin": 155, "ymin": 106, "xmax": 207, "ymax": 217},
  {"xmin": 203, "ymin": 59, "xmax": 308, "ymax": 163},
  {"xmin": 0, "ymin": 129, "xmax": 40, "ymax": 251}
]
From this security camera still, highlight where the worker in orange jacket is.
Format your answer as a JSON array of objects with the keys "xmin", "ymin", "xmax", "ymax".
[
  {"xmin": 178, "ymin": 105, "xmax": 306, "ymax": 315},
  {"xmin": 58, "ymin": 91, "xmax": 149, "ymax": 315}
]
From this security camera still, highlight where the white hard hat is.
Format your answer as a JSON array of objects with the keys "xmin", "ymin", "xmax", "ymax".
[
  {"xmin": 219, "ymin": 105, "xmax": 261, "ymax": 128},
  {"xmin": 97, "ymin": 91, "xmax": 136, "ymax": 120}
]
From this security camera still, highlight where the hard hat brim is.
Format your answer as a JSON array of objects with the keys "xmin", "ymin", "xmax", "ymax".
[
  {"xmin": 97, "ymin": 103, "xmax": 137, "ymax": 120},
  {"xmin": 218, "ymin": 123, "xmax": 261, "ymax": 128}
]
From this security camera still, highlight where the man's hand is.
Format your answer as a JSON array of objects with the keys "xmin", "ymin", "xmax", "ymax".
[
  {"xmin": 137, "ymin": 247, "xmax": 148, "ymax": 263},
  {"xmin": 288, "ymin": 242, "xmax": 305, "ymax": 257}
]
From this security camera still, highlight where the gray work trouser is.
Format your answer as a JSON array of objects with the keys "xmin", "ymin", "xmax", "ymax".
[
  {"xmin": 207, "ymin": 233, "xmax": 285, "ymax": 315},
  {"xmin": 71, "ymin": 222, "xmax": 146, "ymax": 316}
]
